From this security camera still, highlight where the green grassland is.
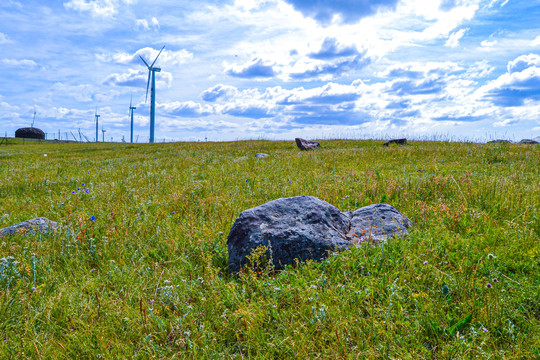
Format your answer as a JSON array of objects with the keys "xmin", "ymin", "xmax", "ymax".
[{"xmin": 0, "ymin": 139, "xmax": 538, "ymax": 359}]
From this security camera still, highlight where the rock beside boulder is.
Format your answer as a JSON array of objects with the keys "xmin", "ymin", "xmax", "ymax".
[
  {"xmin": 295, "ymin": 138, "xmax": 320, "ymax": 150},
  {"xmin": 255, "ymin": 153, "xmax": 269, "ymax": 158},
  {"xmin": 519, "ymin": 139, "xmax": 539, "ymax": 144},
  {"xmin": 15, "ymin": 127, "xmax": 45, "ymax": 140},
  {"xmin": 227, "ymin": 196, "xmax": 411, "ymax": 273},
  {"xmin": 0, "ymin": 217, "xmax": 58, "ymax": 237},
  {"xmin": 383, "ymin": 138, "xmax": 407, "ymax": 146}
]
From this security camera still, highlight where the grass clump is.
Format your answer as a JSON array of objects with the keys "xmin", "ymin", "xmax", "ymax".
[{"xmin": 0, "ymin": 140, "xmax": 538, "ymax": 358}]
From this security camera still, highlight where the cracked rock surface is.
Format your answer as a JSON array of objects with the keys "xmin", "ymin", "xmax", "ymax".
[{"xmin": 227, "ymin": 196, "xmax": 411, "ymax": 273}]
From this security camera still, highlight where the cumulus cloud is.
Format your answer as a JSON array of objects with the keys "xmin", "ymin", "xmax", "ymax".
[
  {"xmin": 99, "ymin": 47, "xmax": 193, "ymax": 67},
  {"xmin": 135, "ymin": 17, "xmax": 159, "ymax": 31},
  {"xmin": 481, "ymin": 58, "xmax": 540, "ymax": 106},
  {"xmin": 308, "ymin": 38, "xmax": 361, "ymax": 59},
  {"xmin": 160, "ymin": 101, "xmax": 213, "ymax": 117},
  {"xmin": 285, "ymin": 38, "xmax": 371, "ymax": 80},
  {"xmin": 2, "ymin": 58, "xmax": 37, "ymax": 68},
  {"xmin": 103, "ymin": 68, "xmax": 173, "ymax": 89},
  {"xmin": 445, "ymin": 28, "xmax": 467, "ymax": 48},
  {"xmin": 63, "ymin": 0, "xmax": 135, "ymax": 18},
  {"xmin": 225, "ymin": 58, "xmax": 276, "ymax": 79},
  {"xmin": 282, "ymin": 0, "xmax": 399, "ymax": 25},
  {"xmin": 507, "ymin": 53, "xmax": 540, "ymax": 73},
  {"xmin": 222, "ymin": 102, "xmax": 275, "ymax": 118},
  {"xmin": 201, "ymin": 84, "xmax": 238, "ymax": 102}
]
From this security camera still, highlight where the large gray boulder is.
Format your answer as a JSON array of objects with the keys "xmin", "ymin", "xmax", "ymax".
[
  {"xmin": 519, "ymin": 139, "xmax": 538, "ymax": 144},
  {"xmin": 295, "ymin": 138, "xmax": 320, "ymax": 150},
  {"xmin": 227, "ymin": 196, "xmax": 411, "ymax": 272},
  {"xmin": 15, "ymin": 127, "xmax": 45, "ymax": 140},
  {"xmin": 0, "ymin": 217, "xmax": 58, "ymax": 237}
]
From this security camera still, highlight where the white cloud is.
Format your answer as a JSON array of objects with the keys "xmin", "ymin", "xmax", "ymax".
[
  {"xmin": 103, "ymin": 68, "xmax": 173, "ymax": 89},
  {"xmin": 63, "ymin": 0, "xmax": 135, "ymax": 18},
  {"xmin": 99, "ymin": 47, "xmax": 193, "ymax": 67},
  {"xmin": 50, "ymin": 83, "xmax": 95, "ymax": 102},
  {"xmin": 507, "ymin": 53, "xmax": 540, "ymax": 73},
  {"xmin": 0, "ymin": 32, "xmax": 11, "ymax": 44},
  {"xmin": 135, "ymin": 19, "xmax": 149, "ymax": 30},
  {"xmin": 533, "ymin": 35, "xmax": 540, "ymax": 46},
  {"xmin": 445, "ymin": 28, "xmax": 467, "ymax": 48},
  {"xmin": 1, "ymin": 59, "xmax": 38, "ymax": 68}
]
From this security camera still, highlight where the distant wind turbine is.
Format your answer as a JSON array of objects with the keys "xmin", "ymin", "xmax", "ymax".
[
  {"xmin": 139, "ymin": 45, "xmax": 164, "ymax": 143},
  {"xmin": 129, "ymin": 95, "xmax": 136, "ymax": 143},
  {"xmin": 94, "ymin": 108, "xmax": 100, "ymax": 143},
  {"xmin": 102, "ymin": 126, "xmax": 106, "ymax": 143},
  {"xmin": 31, "ymin": 109, "xmax": 36, "ymax": 128}
]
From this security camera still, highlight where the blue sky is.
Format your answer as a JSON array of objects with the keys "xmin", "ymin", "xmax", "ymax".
[{"xmin": 1, "ymin": 0, "xmax": 539, "ymax": 142}]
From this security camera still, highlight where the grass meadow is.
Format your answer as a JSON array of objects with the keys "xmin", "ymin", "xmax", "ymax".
[{"xmin": 0, "ymin": 139, "xmax": 538, "ymax": 359}]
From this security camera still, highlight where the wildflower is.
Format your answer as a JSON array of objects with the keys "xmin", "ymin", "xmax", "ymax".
[
  {"xmin": 493, "ymin": 278, "xmax": 498, "ymax": 283},
  {"xmin": 482, "ymin": 327, "xmax": 488, "ymax": 332},
  {"xmin": 423, "ymin": 261, "xmax": 428, "ymax": 265},
  {"xmin": 90, "ymin": 215, "xmax": 96, "ymax": 221},
  {"xmin": 44, "ymin": 154, "xmax": 47, "ymax": 157},
  {"xmin": 32, "ymin": 286, "xmax": 36, "ymax": 291},
  {"xmin": 85, "ymin": 189, "xmax": 89, "ymax": 193},
  {"xmin": 245, "ymin": 179, "xmax": 249, "ymax": 183},
  {"xmin": 77, "ymin": 188, "xmax": 80, "ymax": 191},
  {"xmin": 71, "ymin": 191, "xmax": 76, "ymax": 194},
  {"xmin": 289, "ymin": 179, "xmax": 292, "ymax": 183},
  {"xmin": 82, "ymin": 183, "xmax": 85, "ymax": 186},
  {"xmin": 486, "ymin": 282, "xmax": 492, "ymax": 288},
  {"xmin": 309, "ymin": 285, "xmax": 317, "ymax": 289}
]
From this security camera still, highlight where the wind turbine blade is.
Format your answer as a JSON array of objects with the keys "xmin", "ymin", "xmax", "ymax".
[
  {"xmin": 150, "ymin": 45, "xmax": 165, "ymax": 68},
  {"xmin": 145, "ymin": 71, "xmax": 151, "ymax": 102},
  {"xmin": 139, "ymin": 54, "xmax": 150, "ymax": 68},
  {"xmin": 130, "ymin": 95, "xmax": 132, "ymax": 108}
]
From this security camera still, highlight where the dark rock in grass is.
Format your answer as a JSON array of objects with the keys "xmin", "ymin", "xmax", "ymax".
[
  {"xmin": 1, "ymin": 217, "xmax": 58, "ymax": 237},
  {"xmin": 15, "ymin": 127, "xmax": 45, "ymax": 140},
  {"xmin": 295, "ymin": 138, "xmax": 320, "ymax": 150},
  {"xmin": 227, "ymin": 196, "xmax": 411, "ymax": 273},
  {"xmin": 255, "ymin": 153, "xmax": 269, "ymax": 158},
  {"xmin": 487, "ymin": 139, "xmax": 511, "ymax": 144},
  {"xmin": 383, "ymin": 138, "xmax": 407, "ymax": 147},
  {"xmin": 518, "ymin": 139, "xmax": 539, "ymax": 144}
]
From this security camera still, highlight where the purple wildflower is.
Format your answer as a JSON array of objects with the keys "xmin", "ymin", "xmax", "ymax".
[
  {"xmin": 486, "ymin": 282, "xmax": 492, "ymax": 288},
  {"xmin": 90, "ymin": 215, "xmax": 95, "ymax": 221},
  {"xmin": 482, "ymin": 327, "xmax": 488, "ymax": 332},
  {"xmin": 493, "ymin": 278, "xmax": 498, "ymax": 283},
  {"xmin": 423, "ymin": 261, "xmax": 428, "ymax": 265},
  {"xmin": 72, "ymin": 191, "xmax": 76, "ymax": 194}
]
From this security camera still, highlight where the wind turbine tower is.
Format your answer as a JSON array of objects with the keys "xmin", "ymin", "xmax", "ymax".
[
  {"xmin": 94, "ymin": 108, "xmax": 100, "ymax": 142},
  {"xmin": 102, "ymin": 126, "xmax": 106, "ymax": 143},
  {"xmin": 139, "ymin": 45, "xmax": 164, "ymax": 143},
  {"xmin": 129, "ymin": 96, "xmax": 136, "ymax": 143}
]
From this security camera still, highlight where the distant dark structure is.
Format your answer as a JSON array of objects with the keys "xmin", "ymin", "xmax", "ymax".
[
  {"xmin": 15, "ymin": 127, "xmax": 45, "ymax": 140},
  {"xmin": 383, "ymin": 138, "xmax": 407, "ymax": 146}
]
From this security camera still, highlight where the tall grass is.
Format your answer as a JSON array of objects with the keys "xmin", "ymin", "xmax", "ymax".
[{"xmin": 0, "ymin": 140, "xmax": 538, "ymax": 358}]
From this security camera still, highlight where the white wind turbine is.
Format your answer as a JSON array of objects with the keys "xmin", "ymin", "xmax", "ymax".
[{"xmin": 139, "ymin": 46, "xmax": 164, "ymax": 143}]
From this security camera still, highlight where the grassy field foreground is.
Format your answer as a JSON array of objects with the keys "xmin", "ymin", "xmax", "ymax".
[{"xmin": 0, "ymin": 139, "xmax": 538, "ymax": 358}]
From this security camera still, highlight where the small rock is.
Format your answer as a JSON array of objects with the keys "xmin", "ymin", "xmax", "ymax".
[
  {"xmin": 518, "ymin": 139, "xmax": 538, "ymax": 144},
  {"xmin": 295, "ymin": 138, "xmax": 320, "ymax": 150},
  {"xmin": 0, "ymin": 217, "xmax": 59, "ymax": 237},
  {"xmin": 227, "ymin": 196, "xmax": 411, "ymax": 273},
  {"xmin": 255, "ymin": 153, "xmax": 269, "ymax": 158},
  {"xmin": 383, "ymin": 138, "xmax": 407, "ymax": 146}
]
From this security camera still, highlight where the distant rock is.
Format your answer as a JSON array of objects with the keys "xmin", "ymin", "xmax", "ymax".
[
  {"xmin": 255, "ymin": 153, "xmax": 269, "ymax": 158},
  {"xmin": 1, "ymin": 217, "xmax": 58, "ymax": 237},
  {"xmin": 518, "ymin": 139, "xmax": 539, "ymax": 144},
  {"xmin": 15, "ymin": 127, "xmax": 45, "ymax": 140},
  {"xmin": 295, "ymin": 138, "xmax": 320, "ymax": 150},
  {"xmin": 487, "ymin": 139, "xmax": 511, "ymax": 144},
  {"xmin": 227, "ymin": 196, "xmax": 411, "ymax": 273},
  {"xmin": 383, "ymin": 138, "xmax": 407, "ymax": 146}
]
